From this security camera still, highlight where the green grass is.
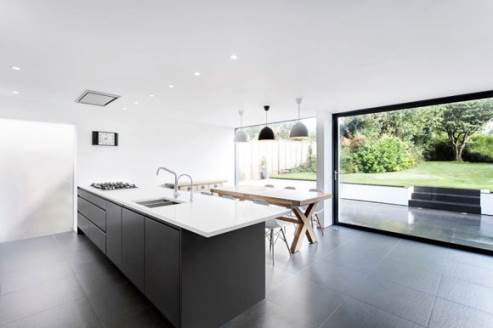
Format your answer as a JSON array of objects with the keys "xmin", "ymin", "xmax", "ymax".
[
  {"xmin": 341, "ymin": 161, "xmax": 493, "ymax": 191},
  {"xmin": 271, "ymin": 171, "xmax": 316, "ymax": 181},
  {"xmin": 272, "ymin": 161, "xmax": 493, "ymax": 191}
]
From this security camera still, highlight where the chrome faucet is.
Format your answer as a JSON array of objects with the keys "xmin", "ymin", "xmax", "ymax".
[
  {"xmin": 156, "ymin": 167, "xmax": 179, "ymax": 198},
  {"xmin": 178, "ymin": 173, "xmax": 193, "ymax": 201},
  {"xmin": 156, "ymin": 167, "xmax": 193, "ymax": 201}
]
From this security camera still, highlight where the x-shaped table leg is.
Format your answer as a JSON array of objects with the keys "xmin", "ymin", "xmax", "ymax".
[{"xmin": 290, "ymin": 203, "xmax": 318, "ymax": 253}]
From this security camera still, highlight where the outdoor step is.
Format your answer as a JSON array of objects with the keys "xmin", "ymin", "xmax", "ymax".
[
  {"xmin": 413, "ymin": 186, "xmax": 480, "ymax": 197},
  {"xmin": 408, "ymin": 199, "xmax": 481, "ymax": 214},
  {"xmin": 411, "ymin": 192, "xmax": 480, "ymax": 205}
]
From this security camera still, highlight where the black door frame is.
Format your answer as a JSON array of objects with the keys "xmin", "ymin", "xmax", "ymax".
[{"xmin": 331, "ymin": 90, "xmax": 493, "ymax": 255}]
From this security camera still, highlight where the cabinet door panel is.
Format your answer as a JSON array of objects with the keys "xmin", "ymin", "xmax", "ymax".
[
  {"xmin": 122, "ymin": 209, "xmax": 145, "ymax": 292},
  {"xmin": 145, "ymin": 218, "xmax": 180, "ymax": 327},
  {"xmin": 106, "ymin": 202, "xmax": 122, "ymax": 268}
]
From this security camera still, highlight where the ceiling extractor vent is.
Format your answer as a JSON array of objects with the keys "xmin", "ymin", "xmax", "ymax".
[{"xmin": 75, "ymin": 90, "xmax": 120, "ymax": 107}]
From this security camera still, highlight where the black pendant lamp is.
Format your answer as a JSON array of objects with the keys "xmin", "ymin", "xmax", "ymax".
[
  {"xmin": 258, "ymin": 105, "xmax": 275, "ymax": 140},
  {"xmin": 289, "ymin": 97, "xmax": 309, "ymax": 140},
  {"xmin": 234, "ymin": 110, "xmax": 248, "ymax": 142}
]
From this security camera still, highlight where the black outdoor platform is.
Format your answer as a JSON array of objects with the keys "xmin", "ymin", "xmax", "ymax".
[{"xmin": 409, "ymin": 186, "xmax": 481, "ymax": 214}]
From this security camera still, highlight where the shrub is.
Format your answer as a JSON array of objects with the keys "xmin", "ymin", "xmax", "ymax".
[
  {"xmin": 463, "ymin": 135, "xmax": 493, "ymax": 163},
  {"xmin": 348, "ymin": 136, "xmax": 416, "ymax": 173},
  {"xmin": 424, "ymin": 138, "xmax": 455, "ymax": 161}
]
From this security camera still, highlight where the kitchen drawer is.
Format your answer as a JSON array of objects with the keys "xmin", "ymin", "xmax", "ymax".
[
  {"xmin": 77, "ymin": 188, "xmax": 107, "ymax": 210},
  {"xmin": 78, "ymin": 196, "xmax": 106, "ymax": 231},
  {"xmin": 78, "ymin": 213, "xmax": 106, "ymax": 254}
]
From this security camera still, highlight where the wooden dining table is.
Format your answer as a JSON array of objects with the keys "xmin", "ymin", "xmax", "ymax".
[{"xmin": 210, "ymin": 185, "xmax": 332, "ymax": 253}]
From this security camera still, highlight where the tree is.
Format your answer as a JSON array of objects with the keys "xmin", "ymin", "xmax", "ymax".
[{"xmin": 440, "ymin": 100, "xmax": 493, "ymax": 161}]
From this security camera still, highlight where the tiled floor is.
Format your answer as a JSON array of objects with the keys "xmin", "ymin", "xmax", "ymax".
[
  {"xmin": 2, "ymin": 227, "xmax": 493, "ymax": 327},
  {"xmin": 339, "ymin": 199, "xmax": 493, "ymax": 252}
]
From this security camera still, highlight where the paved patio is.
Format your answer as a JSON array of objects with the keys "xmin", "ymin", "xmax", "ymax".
[{"xmin": 339, "ymin": 199, "xmax": 493, "ymax": 252}]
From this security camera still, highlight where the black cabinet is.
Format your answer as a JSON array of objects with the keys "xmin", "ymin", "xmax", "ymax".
[
  {"xmin": 77, "ymin": 187, "xmax": 265, "ymax": 328},
  {"xmin": 106, "ymin": 201, "xmax": 122, "ymax": 268},
  {"xmin": 145, "ymin": 218, "xmax": 180, "ymax": 327},
  {"xmin": 122, "ymin": 208, "xmax": 145, "ymax": 292}
]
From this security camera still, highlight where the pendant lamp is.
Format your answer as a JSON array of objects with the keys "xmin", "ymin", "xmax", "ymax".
[
  {"xmin": 289, "ymin": 97, "xmax": 309, "ymax": 140},
  {"xmin": 258, "ymin": 105, "xmax": 275, "ymax": 140},
  {"xmin": 234, "ymin": 110, "xmax": 248, "ymax": 142}
]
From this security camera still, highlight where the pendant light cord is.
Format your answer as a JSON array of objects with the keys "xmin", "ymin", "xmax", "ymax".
[
  {"xmin": 264, "ymin": 105, "xmax": 270, "ymax": 126},
  {"xmin": 296, "ymin": 97, "xmax": 303, "ymax": 120}
]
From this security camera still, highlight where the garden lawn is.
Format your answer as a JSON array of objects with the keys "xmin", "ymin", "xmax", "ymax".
[
  {"xmin": 341, "ymin": 161, "xmax": 493, "ymax": 191},
  {"xmin": 272, "ymin": 161, "xmax": 493, "ymax": 191}
]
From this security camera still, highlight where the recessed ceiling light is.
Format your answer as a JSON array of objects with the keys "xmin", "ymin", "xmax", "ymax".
[
  {"xmin": 169, "ymin": 84, "xmax": 175, "ymax": 89},
  {"xmin": 12, "ymin": 90, "xmax": 19, "ymax": 95},
  {"xmin": 230, "ymin": 54, "xmax": 238, "ymax": 60},
  {"xmin": 122, "ymin": 107, "xmax": 127, "ymax": 111},
  {"xmin": 149, "ymin": 94, "xmax": 155, "ymax": 97},
  {"xmin": 194, "ymin": 72, "xmax": 201, "ymax": 76},
  {"xmin": 10, "ymin": 65, "xmax": 21, "ymax": 71},
  {"xmin": 133, "ymin": 101, "xmax": 139, "ymax": 105}
]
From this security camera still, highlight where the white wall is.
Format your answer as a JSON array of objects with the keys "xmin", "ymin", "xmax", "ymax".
[
  {"xmin": 316, "ymin": 112, "xmax": 333, "ymax": 227},
  {"xmin": 0, "ymin": 119, "xmax": 75, "ymax": 242},
  {"xmin": 0, "ymin": 97, "xmax": 235, "ymax": 188},
  {"xmin": 340, "ymin": 183, "xmax": 411, "ymax": 206},
  {"xmin": 481, "ymin": 192, "xmax": 493, "ymax": 216}
]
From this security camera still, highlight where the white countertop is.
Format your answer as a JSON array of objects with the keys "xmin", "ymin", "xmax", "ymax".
[{"xmin": 79, "ymin": 185, "xmax": 290, "ymax": 238}]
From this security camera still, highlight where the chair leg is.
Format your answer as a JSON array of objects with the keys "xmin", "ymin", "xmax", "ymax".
[
  {"xmin": 270, "ymin": 229, "xmax": 275, "ymax": 265},
  {"xmin": 280, "ymin": 227, "xmax": 290, "ymax": 254},
  {"xmin": 315, "ymin": 214, "xmax": 324, "ymax": 236}
]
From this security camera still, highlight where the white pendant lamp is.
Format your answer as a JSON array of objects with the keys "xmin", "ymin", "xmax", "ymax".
[
  {"xmin": 289, "ymin": 97, "xmax": 309, "ymax": 140},
  {"xmin": 234, "ymin": 110, "xmax": 248, "ymax": 142}
]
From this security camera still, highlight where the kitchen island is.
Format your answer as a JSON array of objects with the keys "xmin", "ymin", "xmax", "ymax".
[{"xmin": 77, "ymin": 185, "xmax": 288, "ymax": 328}]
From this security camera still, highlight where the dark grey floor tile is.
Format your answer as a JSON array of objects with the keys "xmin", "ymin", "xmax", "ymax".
[
  {"xmin": 321, "ymin": 244, "xmax": 388, "ymax": 273},
  {"xmin": 2, "ymin": 297, "xmax": 102, "ymax": 328},
  {"xmin": 222, "ymin": 300, "xmax": 302, "ymax": 328},
  {"xmin": 429, "ymin": 298, "xmax": 493, "ymax": 328},
  {"xmin": 448, "ymin": 249, "xmax": 493, "ymax": 272},
  {"xmin": 265, "ymin": 265, "xmax": 297, "ymax": 293},
  {"xmin": 0, "ymin": 276, "xmax": 86, "ymax": 325},
  {"xmin": 352, "ymin": 276, "xmax": 435, "ymax": 326},
  {"xmin": 438, "ymin": 276, "xmax": 493, "ymax": 314},
  {"xmin": 267, "ymin": 275, "xmax": 344, "ymax": 328},
  {"xmin": 369, "ymin": 256, "xmax": 442, "ymax": 294},
  {"xmin": 443, "ymin": 261, "xmax": 493, "ymax": 289},
  {"xmin": 104, "ymin": 306, "xmax": 173, "ymax": 328},
  {"xmin": 320, "ymin": 296, "xmax": 422, "ymax": 328},
  {"xmin": 72, "ymin": 258, "xmax": 127, "ymax": 295},
  {"xmin": 0, "ymin": 260, "xmax": 74, "ymax": 295},
  {"xmin": 83, "ymin": 280, "xmax": 151, "ymax": 327},
  {"xmin": 298, "ymin": 258, "xmax": 370, "ymax": 296}
]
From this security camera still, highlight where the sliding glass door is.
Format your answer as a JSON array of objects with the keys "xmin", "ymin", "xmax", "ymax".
[{"xmin": 333, "ymin": 91, "xmax": 493, "ymax": 252}]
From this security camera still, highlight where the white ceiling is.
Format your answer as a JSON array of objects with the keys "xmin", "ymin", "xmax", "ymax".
[{"xmin": 1, "ymin": 0, "xmax": 493, "ymax": 127}]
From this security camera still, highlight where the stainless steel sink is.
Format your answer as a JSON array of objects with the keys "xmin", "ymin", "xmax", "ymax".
[{"xmin": 135, "ymin": 198, "xmax": 180, "ymax": 208}]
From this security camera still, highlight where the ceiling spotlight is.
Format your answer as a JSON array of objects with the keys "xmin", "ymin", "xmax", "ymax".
[
  {"xmin": 194, "ymin": 72, "xmax": 201, "ymax": 76},
  {"xmin": 169, "ymin": 84, "xmax": 175, "ymax": 89},
  {"xmin": 12, "ymin": 90, "xmax": 19, "ymax": 95},
  {"xmin": 122, "ymin": 107, "xmax": 127, "ymax": 111},
  {"xmin": 230, "ymin": 54, "xmax": 238, "ymax": 60},
  {"xmin": 149, "ymin": 94, "xmax": 155, "ymax": 97},
  {"xmin": 10, "ymin": 65, "xmax": 21, "ymax": 71},
  {"xmin": 133, "ymin": 101, "xmax": 139, "ymax": 105}
]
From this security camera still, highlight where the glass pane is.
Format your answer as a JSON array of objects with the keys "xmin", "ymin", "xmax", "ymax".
[
  {"xmin": 336, "ymin": 97, "xmax": 493, "ymax": 252},
  {"xmin": 236, "ymin": 118, "xmax": 317, "ymax": 190}
]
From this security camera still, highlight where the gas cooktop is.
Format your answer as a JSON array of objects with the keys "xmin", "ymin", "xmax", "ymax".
[{"xmin": 91, "ymin": 182, "xmax": 137, "ymax": 190}]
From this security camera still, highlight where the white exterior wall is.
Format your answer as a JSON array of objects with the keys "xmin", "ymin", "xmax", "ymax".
[
  {"xmin": 340, "ymin": 183, "xmax": 411, "ymax": 206},
  {"xmin": 481, "ymin": 192, "xmax": 493, "ymax": 216}
]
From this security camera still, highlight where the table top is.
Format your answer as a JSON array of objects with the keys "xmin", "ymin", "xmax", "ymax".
[{"xmin": 210, "ymin": 185, "xmax": 332, "ymax": 207}]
